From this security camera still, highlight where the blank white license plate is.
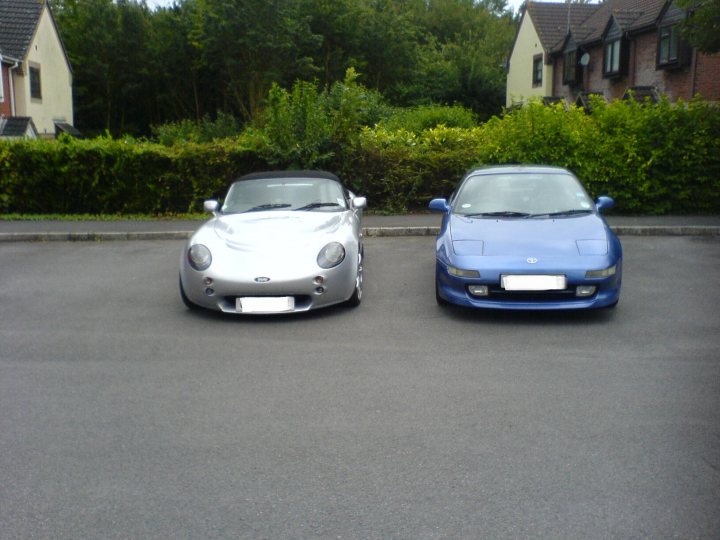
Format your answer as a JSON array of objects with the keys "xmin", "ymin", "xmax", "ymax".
[
  {"xmin": 501, "ymin": 275, "xmax": 567, "ymax": 291},
  {"xmin": 237, "ymin": 296, "xmax": 295, "ymax": 313}
]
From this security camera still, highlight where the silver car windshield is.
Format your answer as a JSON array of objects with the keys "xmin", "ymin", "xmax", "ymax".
[
  {"xmin": 221, "ymin": 178, "xmax": 348, "ymax": 214},
  {"xmin": 453, "ymin": 172, "xmax": 595, "ymax": 217}
]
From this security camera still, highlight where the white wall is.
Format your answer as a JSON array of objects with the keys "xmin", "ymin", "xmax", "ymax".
[
  {"xmin": 13, "ymin": 5, "xmax": 73, "ymax": 137},
  {"xmin": 506, "ymin": 13, "xmax": 553, "ymax": 107}
]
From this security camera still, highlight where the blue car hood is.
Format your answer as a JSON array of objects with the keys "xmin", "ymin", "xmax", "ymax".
[{"xmin": 450, "ymin": 214, "xmax": 609, "ymax": 256}]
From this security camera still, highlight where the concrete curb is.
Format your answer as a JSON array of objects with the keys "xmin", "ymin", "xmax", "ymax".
[{"xmin": 0, "ymin": 225, "xmax": 718, "ymax": 243}]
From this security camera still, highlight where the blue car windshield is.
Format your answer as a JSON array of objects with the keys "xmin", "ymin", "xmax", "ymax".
[
  {"xmin": 221, "ymin": 178, "xmax": 348, "ymax": 214},
  {"xmin": 453, "ymin": 172, "xmax": 595, "ymax": 217}
]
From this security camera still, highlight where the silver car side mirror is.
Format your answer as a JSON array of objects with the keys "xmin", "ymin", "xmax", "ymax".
[
  {"xmin": 204, "ymin": 200, "xmax": 220, "ymax": 214},
  {"xmin": 352, "ymin": 197, "xmax": 367, "ymax": 210}
]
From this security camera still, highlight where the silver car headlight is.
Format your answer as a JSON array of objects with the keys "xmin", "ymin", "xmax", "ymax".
[
  {"xmin": 188, "ymin": 244, "xmax": 212, "ymax": 271},
  {"xmin": 317, "ymin": 242, "xmax": 345, "ymax": 269},
  {"xmin": 585, "ymin": 265, "xmax": 616, "ymax": 278}
]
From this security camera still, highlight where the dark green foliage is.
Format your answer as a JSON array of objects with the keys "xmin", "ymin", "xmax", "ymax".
[
  {"xmin": 0, "ymin": 136, "xmax": 267, "ymax": 214},
  {"xmin": 379, "ymin": 105, "xmax": 478, "ymax": 133},
  {"xmin": 50, "ymin": 0, "xmax": 516, "ymax": 134},
  {"xmin": 676, "ymin": 0, "xmax": 720, "ymax": 54},
  {"xmin": 1, "ymin": 98, "xmax": 718, "ymax": 215},
  {"xmin": 152, "ymin": 112, "xmax": 244, "ymax": 145}
]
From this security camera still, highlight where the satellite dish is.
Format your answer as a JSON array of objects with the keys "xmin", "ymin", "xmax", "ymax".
[{"xmin": 580, "ymin": 53, "xmax": 590, "ymax": 67}]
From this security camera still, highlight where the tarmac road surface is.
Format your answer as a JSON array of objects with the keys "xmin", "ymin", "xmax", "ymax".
[{"xmin": 1, "ymin": 236, "xmax": 719, "ymax": 539}]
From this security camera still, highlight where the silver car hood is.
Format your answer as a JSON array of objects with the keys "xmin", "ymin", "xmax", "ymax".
[{"xmin": 202, "ymin": 211, "xmax": 347, "ymax": 252}]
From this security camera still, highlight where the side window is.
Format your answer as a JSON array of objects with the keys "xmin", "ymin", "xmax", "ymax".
[
  {"xmin": 29, "ymin": 65, "xmax": 42, "ymax": 100},
  {"xmin": 532, "ymin": 54, "xmax": 543, "ymax": 87}
]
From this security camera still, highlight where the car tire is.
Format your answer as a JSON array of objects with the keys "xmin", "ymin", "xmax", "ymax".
[
  {"xmin": 346, "ymin": 247, "xmax": 363, "ymax": 308},
  {"xmin": 179, "ymin": 275, "xmax": 199, "ymax": 310}
]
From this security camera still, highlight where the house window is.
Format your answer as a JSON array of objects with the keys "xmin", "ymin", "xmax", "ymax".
[
  {"xmin": 604, "ymin": 39, "xmax": 622, "ymax": 76},
  {"xmin": 658, "ymin": 25, "xmax": 681, "ymax": 66},
  {"xmin": 564, "ymin": 50, "xmax": 577, "ymax": 85},
  {"xmin": 532, "ymin": 55, "xmax": 543, "ymax": 87},
  {"xmin": 29, "ymin": 66, "xmax": 41, "ymax": 100}
]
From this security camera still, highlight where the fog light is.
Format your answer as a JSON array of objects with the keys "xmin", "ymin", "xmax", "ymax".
[
  {"xmin": 203, "ymin": 277, "xmax": 214, "ymax": 286},
  {"xmin": 315, "ymin": 287, "xmax": 325, "ymax": 295},
  {"xmin": 205, "ymin": 288, "xmax": 215, "ymax": 296},
  {"xmin": 468, "ymin": 285, "xmax": 489, "ymax": 297},
  {"xmin": 576, "ymin": 285, "xmax": 597, "ymax": 297},
  {"xmin": 314, "ymin": 276, "xmax": 325, "ymax": 285}
]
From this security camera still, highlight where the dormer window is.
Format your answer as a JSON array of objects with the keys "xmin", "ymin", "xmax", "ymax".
[
  {"xmin": 602, "ymin": 18, "xmax": 629, "ymax": 78},
  {"xmin": 657, "ymin": 24, "xmax": 689, "ymax": 69},
  {"xmin": 564, "ymin": 50, "xmax": 577, "ymax": 86},
  {"xmin": 604, "ymin": 39, "xmax": 622, "ymax": 76},
  {"xmin": 658, "ymin": 25, "xmax": 679, "ymax": 64},
  {"xmin": 657, "ymin": 1, "xmax": 690, "ymax": 70}
]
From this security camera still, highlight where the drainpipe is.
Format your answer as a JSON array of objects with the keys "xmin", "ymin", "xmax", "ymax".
[{"xmin": 8, "ymin": 58, "xmax": 19, "ymax": 116}]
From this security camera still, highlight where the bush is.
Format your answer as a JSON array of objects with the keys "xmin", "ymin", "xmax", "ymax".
[
  {"xmin": 152, "ymin": 111, "xmax": 244, "ymax": 145},
  {"xmin": 1, "ymin": 97, "xmax": 718, "ymax": 215},
  {"xmin": 379, "ymin": 104, "xmax": 478, "ymax": 133}
]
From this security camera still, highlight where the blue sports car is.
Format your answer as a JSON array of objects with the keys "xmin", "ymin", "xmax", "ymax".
[{"xmin": 429, "ymin": 165, "xmax": 622, "ymax": 310}]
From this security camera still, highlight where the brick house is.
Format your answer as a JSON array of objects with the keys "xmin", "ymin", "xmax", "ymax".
[
  {"xmin": 506, "ymin": 0, "xmax": 720, "ymax": 107},
  {"xmin": 0, "ymin": 0, "xmax": 74, "ymax": 138}
]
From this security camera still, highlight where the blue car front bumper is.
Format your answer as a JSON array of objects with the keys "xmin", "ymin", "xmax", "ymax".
[{"xmin": 435, "ymin": 260, "xmax": 622, "ymax": 310}]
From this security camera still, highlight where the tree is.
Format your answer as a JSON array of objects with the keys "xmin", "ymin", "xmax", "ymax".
[
  {"xmin": 677, "ymin": 0, "xmax": 720, "ymax": 54},
  {"xmin": 189, "ymin": 0, "xmax": 321, "ymax": 121}
]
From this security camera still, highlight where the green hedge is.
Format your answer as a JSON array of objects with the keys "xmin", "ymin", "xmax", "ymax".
[{"xmin": 1, "ymin": 98, "xmax": 718, "ymax": 215}]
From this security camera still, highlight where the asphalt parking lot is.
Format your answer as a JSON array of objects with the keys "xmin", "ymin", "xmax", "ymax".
[{"xmin": 1, "ymin": 236, "xmax": 719, "ymax": 539}]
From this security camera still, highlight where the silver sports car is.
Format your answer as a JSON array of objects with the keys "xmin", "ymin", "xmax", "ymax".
[{"xmin": 179, "ymin": 171, "xmax": 367, "ymax": 314}]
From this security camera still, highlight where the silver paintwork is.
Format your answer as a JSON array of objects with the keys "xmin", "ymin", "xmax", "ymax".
[{"xmin": 180, "ymin": 195, "xmax": 365, "ymax": 314}]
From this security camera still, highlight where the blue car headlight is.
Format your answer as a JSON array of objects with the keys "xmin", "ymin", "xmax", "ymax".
[
  {"xmin": 188, "ymin": 244, "xmax": 212, "ymax": 271},
  {"xmin": 585, "ymin": 265, "xmax": 616, "ymax": 278},
  {"xmin": 317, "ymin": 242, "xmax": 345, "ymax": 269},
  {"xmin": 448, "ymin": 265, "xmax": 480, "ymax": 278}
]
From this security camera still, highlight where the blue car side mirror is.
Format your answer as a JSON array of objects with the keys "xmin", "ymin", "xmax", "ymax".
[
  {"xmin": 595, "ymin": 196, "xmax": 615, "ymax": 213},
  {"xmin": 428, "ymin": 198, "xmax": 450, "ymax": 213}
]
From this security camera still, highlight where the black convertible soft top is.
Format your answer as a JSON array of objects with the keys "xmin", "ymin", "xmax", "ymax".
[{"xmin": 235, "ymin": 170, "xmax": 341, "ymax": 183}]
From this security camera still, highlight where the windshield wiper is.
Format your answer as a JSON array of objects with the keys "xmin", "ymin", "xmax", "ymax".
[
  {"xmin": 243, "ymin": 203, "xmax": 292, "ymax": 213},
  {"xmin": 295, "ymin": 202, "xmax": 343, "ymax": 211},
  {"xmin": 530, "ymin": 209, "xmax": 593, "ymax": 218},
  {"xmin": 463, "ymin": 211, "xmax": 531, "ymax": 218}
]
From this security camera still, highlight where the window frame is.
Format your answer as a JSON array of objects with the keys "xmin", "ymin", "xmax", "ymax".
[
  {"xmin": 532, "ymin": 54, "xmax": 543, "ymax": 87},
  {"xmin": 603, "ymin": 38, "xmax": 622, "ymax": 77},
  {"xmin": 29, "ymin": 64, "xmax": 42, "ymax": 100},
  {"xmin": 563, "ymin": 50, "xmax": 577, "ymax": 86},
  {"xmin": 657, "ymin": 24, "xmax": 683, "ymax": 68}
]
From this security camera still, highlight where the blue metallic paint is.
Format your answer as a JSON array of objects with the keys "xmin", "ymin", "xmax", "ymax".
[{"xmin": 430, "ymin": 166, "xmax": 623, "ymax": 310}]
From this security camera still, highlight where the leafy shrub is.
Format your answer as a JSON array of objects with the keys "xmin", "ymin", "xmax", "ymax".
[
  {"xmin": 379, "ymin": 104, "xmax": 477, "ymax": 133},
  {"xmin": 255, "ymin": 69, "xmax": 392, "ymax": 169},
  {"xmin": 1, "ymin": 97, "xmax": 718, "ymax": 215},
  {"xmin": 152, "ymin": 111, "xmax": 243, "ymax": 145}
]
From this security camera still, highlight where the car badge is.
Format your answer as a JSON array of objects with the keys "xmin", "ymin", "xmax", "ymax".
[
  {"xmin": 254, "ymin": 277, "xmax": 271, "ymax": 283},
  {"xmin": 527, "ymin": 258, "xmax": 538, "ymax": 264}
]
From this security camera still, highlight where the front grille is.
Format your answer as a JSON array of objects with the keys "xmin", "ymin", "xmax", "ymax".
[{"xmin": 484, "ymin": 287, "xmax": 580, "ymax": 303}]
